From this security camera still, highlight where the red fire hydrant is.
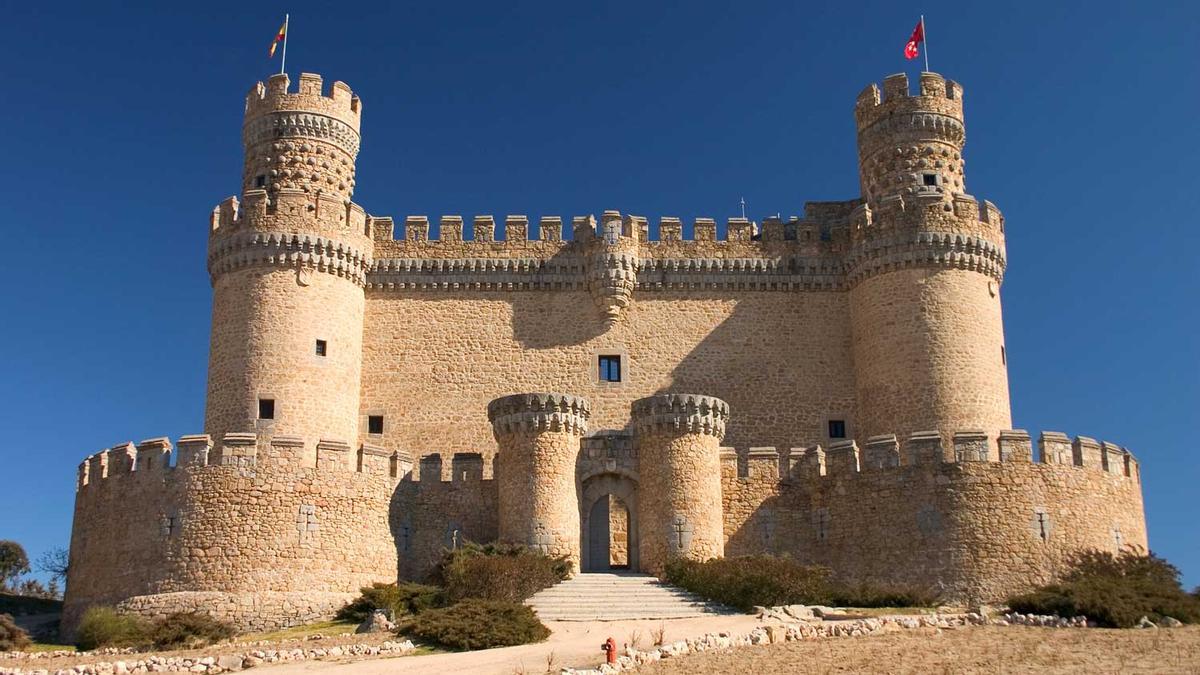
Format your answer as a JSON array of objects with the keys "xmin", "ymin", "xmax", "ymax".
[{"xmin": 601, "ymin": 637, "xmax": 618, "ymax": 664}]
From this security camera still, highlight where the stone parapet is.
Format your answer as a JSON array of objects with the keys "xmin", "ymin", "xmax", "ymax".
[
  {"xmin": 630, "ymin": 393, "xmax": 729, "ymax": 440},
  {"xmin": 207, "ymin": 227, "xmax": 372, "ymax": 286},
  {"xmin": 487, "ymin": 392, "xmax": 591, "ymax": 437}
]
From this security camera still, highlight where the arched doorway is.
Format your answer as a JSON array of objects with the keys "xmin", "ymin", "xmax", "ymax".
[{"xmin": 580, "ymin": 473, "xmax": 639, "ymax": 572}]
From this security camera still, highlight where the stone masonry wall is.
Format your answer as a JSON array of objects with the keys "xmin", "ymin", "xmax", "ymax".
[
  {"xmin": 64, "ymin": 434, "xmax": 401, "ymax": 636},
  {"xmin": 721, "ymin": 430, "xmax": 1147, "ymax": 603}
]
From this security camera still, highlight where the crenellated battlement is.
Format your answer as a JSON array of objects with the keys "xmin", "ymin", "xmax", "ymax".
[
  {"xmin": 74, "ymin": 433, "xmax": 414, "ymax": 491},
  {"xmin": 631, "ymin": 393, "xmax": 729, "ymax": 439},
  {"xmin": 245, "ymin": 73, "xmax": 361, "ymax": 133},
  {"xmin": 855, "ymin": 72, "xmax": 963, "ymax": 134},
  {"xmin": 716, "ymin": 429, "xmax": 1141, "ymax": 483},
  {"xmin": 487, "ymin": 393, "xmax": 591, "ymax": 436}
]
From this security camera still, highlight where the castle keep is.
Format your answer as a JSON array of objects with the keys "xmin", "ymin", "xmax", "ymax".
[{"xmin": 64, "ymin": 70, "xmax": 1147, "ymax": 632}]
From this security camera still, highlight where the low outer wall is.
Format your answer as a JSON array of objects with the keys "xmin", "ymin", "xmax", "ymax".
[
  {"xmin": 64, "ymin": 434, "xmax": 402, "ymax": 635},
  {"xmin": 722, "ymin": 430, "xmax": 1147, "ymax": 603}
]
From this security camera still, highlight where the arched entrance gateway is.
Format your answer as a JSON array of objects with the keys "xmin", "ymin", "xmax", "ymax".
[{"xmin": 579, "ymin": 472, "xmax": 639, "ymax": 572}]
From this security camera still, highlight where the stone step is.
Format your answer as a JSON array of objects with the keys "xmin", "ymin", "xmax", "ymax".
[{"xmin": 526, "ymin": 573, "xmax": 732, "ymax": 621}]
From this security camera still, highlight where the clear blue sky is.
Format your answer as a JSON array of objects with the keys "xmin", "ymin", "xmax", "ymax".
[{"xmin": 1, "ymin": 1, "xmax": 1196, "ymax": 588}]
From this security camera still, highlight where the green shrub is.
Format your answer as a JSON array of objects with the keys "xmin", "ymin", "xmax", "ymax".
[
  {"xmin": 149, "ymin": 612, "xmax": 234, "ymax": 649},
  {"xmin": 435, "ymin": 542, "xmax": 570, "ymax": 603},
  {"xmin": 403, "ymin": 599, "xmax": 549, "ymax": 650},
  {"xmin": 335, "ymin": 582, "xmax": 444, "ymax": 622},
  {"xmin": 0, "ymin": 613, "xmax": 31, "ymax": 651},
  {"xmin": 664, "ymin": 556, "xmax": 938, "ymax": 612},
  {"xmin": 75, "ymin": 607, "xmax": 151, "ymax": 651},
  {"xmin": 1007, "ymin": 550, "xmax": 1200, "ymax": 628}
]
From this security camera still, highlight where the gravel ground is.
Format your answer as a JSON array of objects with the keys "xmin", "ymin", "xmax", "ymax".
[{"xmin": 639, "ymin": 624, "xmax": 1200, "ymax": 674}]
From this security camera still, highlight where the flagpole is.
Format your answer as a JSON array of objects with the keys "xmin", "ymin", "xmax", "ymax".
[
  {"xmin": 921, "ymin": 15, "xmax": 929, "ymax": 72},
  {"xmin": 280, "ymin": 13, "xmax": 289, "ymax": 76}
]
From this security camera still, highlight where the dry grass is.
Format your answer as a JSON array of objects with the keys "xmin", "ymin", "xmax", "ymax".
[{"xmin": 641, "ymin": 625, "xmax": 1200, "ymax": 674}]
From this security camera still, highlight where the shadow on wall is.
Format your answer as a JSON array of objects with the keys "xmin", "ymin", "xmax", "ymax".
[{"xmin": 511, "ymin": 245, "xmax": 608, "ymax": 350}]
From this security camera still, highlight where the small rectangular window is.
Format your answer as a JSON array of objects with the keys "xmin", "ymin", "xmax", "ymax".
[
  {"xmin": 1001, "ymin": 345, "xmax": 1006, "ymax": 365},
  {"xmin": 315, "ymin": 339, "xmax": 327, "ymax": 357},
  {"xmin": 368, "ymin": 415, "xmax": 384, "ymax": 435},
  {"xmin": 258, "ymin": 398, "xmax": 275, "ymax": 420},
  {"xmin": 828, "ymin": 419, "xmax": 846, "ymax": 439},
  {"xmin": 923, "ymin": 174, "xmax": 938, "ymax": 186},
  {"xmin": 599, "ymin": 355, "xmax": 622, "ymax": 382},
  {"xmin": 255, "ymin": 175, "xmax": 266, "ymax": 187}
]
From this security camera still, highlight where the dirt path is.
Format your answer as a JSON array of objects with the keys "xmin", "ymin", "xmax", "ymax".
[
  {"xmin": 260, "ymin": 615, "xmax": 764, "ymax": 675},
  {"xmin": 640, "ymin": 624, "xmax": 1200, "ymax": 674}
]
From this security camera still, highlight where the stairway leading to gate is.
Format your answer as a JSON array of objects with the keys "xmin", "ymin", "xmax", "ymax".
[{"xmin": 526, "ymin": 572, "xmax": 732, "ymax": 621}]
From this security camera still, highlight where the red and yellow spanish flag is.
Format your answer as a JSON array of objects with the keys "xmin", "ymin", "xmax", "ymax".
[{"xmin": 269, "ymin": 20, "xmax": 287, "ymax": 58}]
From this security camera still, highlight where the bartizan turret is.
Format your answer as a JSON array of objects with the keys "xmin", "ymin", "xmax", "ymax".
[
  {"xmin": 205, "ymin": 72, "xmax": 373, "ymax": 458},
  {"xmin": 848, "ymin": 72, "xmax": 1011, "ymax": 447}
]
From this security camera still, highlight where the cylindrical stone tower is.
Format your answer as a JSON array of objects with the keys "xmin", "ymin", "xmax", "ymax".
[
  {"xmin": 632, "ymin": 394, "xmax": 728, "ymax": 575},
  {"xmin": 205, "ymin": 72, "xmax": 372, "ymax": 456},
  {"xmin": 849, "ymin": 72, "xmax": 1011, "ymax": 445},
  {"xmin": 489, "ymin": 393, "xmax": 591, "ymax": 571}
]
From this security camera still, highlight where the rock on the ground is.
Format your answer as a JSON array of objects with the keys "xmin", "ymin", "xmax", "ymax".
[
  {"xmin": 356, "ymin": 609, "xmax": 396, "ymax": 634},
  {"xmin": 1161, "ymin": 616, "xmax": 1183, "ymax": 628}
]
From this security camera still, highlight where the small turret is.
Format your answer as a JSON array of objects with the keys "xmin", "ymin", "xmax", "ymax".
[
  {"xmin": 242, "ymin": 73, "xmax": 362, "ymax": 200},
  {"xmin": 855, "ymin": 72, "xmax": 965, "ymax": 206}
]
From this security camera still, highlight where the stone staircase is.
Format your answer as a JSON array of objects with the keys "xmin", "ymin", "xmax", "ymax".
[{"xmin": 526, "ymin": 572, "xmax": 731, "ymax": 621}]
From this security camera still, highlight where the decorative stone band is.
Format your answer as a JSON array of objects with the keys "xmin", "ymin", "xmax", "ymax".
[
  {"xmin": 844, "ymin": 230, "xmax": 1006, "ymax": 285},
  {"xmin": 243, "ymin": 111, "xmax": 361, "ymax": 157},
  {"xmin": 487, "ymin": 392, "xmax": 591, "ymax": 437},
  {"xmin": 857, "ymin": 111, "xmax": 965, "ymax": 150},
  {"xmin": 630, "ymin": 393, "xmax": 730, "ymax": 440},
  {"xmin": 369, "ymin": 257, "xmax": 588, "ymax": 291},
  {"xmin": 367, "ymin": 255, "xmax": 847, "ymax": 292},
  {"xmin": 208, "ymin": 231, "xmax": 372, "ymax": 286}
]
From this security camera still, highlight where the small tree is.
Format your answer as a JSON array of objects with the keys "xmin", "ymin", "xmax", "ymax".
[
  {"xmin": 37, "ymin": 548, "xmax": 69, "ymax": 585},
  {"xmin": 0, "ymin": 541, "xmax": 30, "ymax": 592}
]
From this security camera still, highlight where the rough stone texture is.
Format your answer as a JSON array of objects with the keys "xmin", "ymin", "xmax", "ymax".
[
  {"xmin": 64, "ymin": 70, "xmax": 1150, "ymax": 634},
  {"xmin": 491, "ymin": 393, "xmax": 590, "ymax": 570},
  {"xmin": 634, "ymin": 395, "xmax": 728, "ymax": 575}
]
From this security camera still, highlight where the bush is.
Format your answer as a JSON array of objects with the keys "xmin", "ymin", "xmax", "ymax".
[
  {"xmin": 335, "ymin": 582, "xmax": 444, "ymax": 622},
  {"xmin": 149, "ymin": 612, "xmax": 234, "ymax": 649},
  {"xmin": 403, "ymin": 599, "xmax": 549, "ymax": 650},
  {"xmin": 75, "ymin": 607, "xmax": 151, "ymax": 651},
  {"xmin": 664, "ymin": 556, "xmax": 937, "ymax": 612},
  {"xmin": 0, "ymin": 613, "xmax": 31, "ymax": 651},
  {"xmin": 435, "ymin": 542, "xmax": 570, "ymax": 603},
  {"xmin": 1008, "ymin": 549, "xmax": 1200, "ymax": 628}
]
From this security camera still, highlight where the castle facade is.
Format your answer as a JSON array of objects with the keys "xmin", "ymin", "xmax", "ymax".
[{"xmin": 63, "ymin": 71, "xmax": 1147, "ymax": 633}]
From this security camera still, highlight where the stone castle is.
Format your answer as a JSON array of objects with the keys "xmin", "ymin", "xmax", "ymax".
[{"xmin": 64, "ymin": 70, "xmax": 1147, "ymax": 632}]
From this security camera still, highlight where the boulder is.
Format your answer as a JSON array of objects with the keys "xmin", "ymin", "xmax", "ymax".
[
  {"xmin": 1161, "ymin": 616, "xmax": 1184, "ymax": 628},
  {"xmin": 356, "ymin": 609, "xmax": 396, "ymax": 634}
]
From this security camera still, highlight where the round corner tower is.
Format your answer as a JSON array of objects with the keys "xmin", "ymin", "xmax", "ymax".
[
  {"xmin": 632, "ymin": 394, "xmax": 728, "ymax": 575},
  {"xmin": 489, "ymin": 393, "xmax": 591, "ymax": 571},
  {"xmin": 848, "ymin": 72, "xmax": 1011, "ymax": 445},
  {"xmin": 205, "ymin": 72, "xmax": 373, "ymax": 456}
]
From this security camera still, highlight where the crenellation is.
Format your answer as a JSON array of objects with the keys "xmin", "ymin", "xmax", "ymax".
[
  {"xmin": 746, "ymin": 447, "xmax": 780, "ymax": 480},
  {"xmin": 1101, "ymin": 441, "xmax": 1126, "ymax": 475},
  {"xmin": 1072, "ymin": 435, "xmax": 1103, "ymax": 469},
  {"xmin": 998, "ymin": 429, "xmax": 1032, "ymax": 463},
  {"xmin": 825, "ymin": 439, "xmax": 860, "ymax": 475},
  {"xmin": 316, "ymin": 439, "xmax": 352, "ymax": 471},
  {"xmin": 658, "ymin": 217, "xmax": 682, "ymax": 241},
  {"xmin": 953, "ymin": 430, "xmax": 991, "ymax": 462},
  {"xmin": 473, "ymin": 215, "xmax": 496, "ymax": 242},
  {"xmin": 451, "ymin": 452, "xmax": 485, "ymax": 481},
  {"xmin": 861, "ymin": 434, "xmax": 900, "ymax": 471},
  {"xmin": 539, "ymin": 216, "xmax": 562, "ymax": 241},
  {"xmin": 1039, "ymin": 431, "xmax": 1073, "ymax": 465},
  {"xmin": 358, "ymin": 442, "xmax": 392, "ymax": 475},
  {"xmin": 905, "ymin": 430, "xmax": 944, "ymax": 465},
  {"xmin": 405, "ymin": 216, "xmax": 429, "ymax": 241},
  {"xmin": 107, "ymin": 442, "xmax": 136, "ymax": 475},
  {"xmin": 135, "ymin": 438, "xmax": 172, "ymax": 473},
  {"xmin": 176, "ymin": 434, "xmax": 211, "ymax": 467},
  {"xmin": 694, "ymin": 217, "xmax": 717, "ymax": 241},
  {"xmin": 219, "ymin": 432, "xmax": 258, "ymax": 469},
  {"xmin": 505, "ymin": 215, "xmax": 529, "ymax": 241}
]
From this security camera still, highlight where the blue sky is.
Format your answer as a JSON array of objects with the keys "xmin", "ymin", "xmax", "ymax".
[{"xmin": 0, "ymin": 1, "xmax": 1196, "ymax": 587}]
